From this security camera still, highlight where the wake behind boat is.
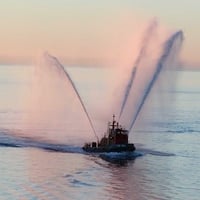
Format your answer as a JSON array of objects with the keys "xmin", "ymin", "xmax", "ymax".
[{"xmin": 83, "ymin": 115, "xmax": 135, "ymax": 153}]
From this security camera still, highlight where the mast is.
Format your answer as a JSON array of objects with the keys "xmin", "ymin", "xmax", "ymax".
[{"xmin": 112, "ymin": 114, "xmax": 116, "ymax": 130}]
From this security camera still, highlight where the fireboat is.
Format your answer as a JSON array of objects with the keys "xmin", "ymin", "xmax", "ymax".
[{"xmin": 82, "ymin": 115, "xmax": 136, "ymax": 153}]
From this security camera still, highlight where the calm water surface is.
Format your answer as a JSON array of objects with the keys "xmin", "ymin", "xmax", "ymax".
[{"xmin": 0, "ymin": 66, "xmax": 200, "ymax": 200}]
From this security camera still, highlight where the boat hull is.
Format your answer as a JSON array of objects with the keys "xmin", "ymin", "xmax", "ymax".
[{"xmin": 83, "ymin": 143, "xmax": 135, "ymax": 153}]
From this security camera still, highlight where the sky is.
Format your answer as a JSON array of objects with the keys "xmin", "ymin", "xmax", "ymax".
[{"xmin": 0, "ymin": 0, "xmax": 199, "ymax": 66}]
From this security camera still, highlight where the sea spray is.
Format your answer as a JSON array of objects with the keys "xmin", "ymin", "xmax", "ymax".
[
  {"xmin": 119, "ymin": 20, "xmax": 158, "ymax": 120},
  {"xmin": 128, "ymin": 30, "xmax": 183, "ymax": 131},
  {"xmin": 43, "ymin": 53, "xmax": 99, "ymax": 141}
]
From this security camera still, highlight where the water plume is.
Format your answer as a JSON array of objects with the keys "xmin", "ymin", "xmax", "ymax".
[
  {"xmin": 128, "ymin": 30, "xmax": 184, "ymax": 131},
  {"xmin": 43, "ymin": 53, "xmax": 98, "ymax": 141},
  {"xmin": 119, "ymin": 19, "xmax": 158, "ymax": 119},
  {"xmin": 23, "ymin": 52, "xmax": 99, "ymax": 144}
]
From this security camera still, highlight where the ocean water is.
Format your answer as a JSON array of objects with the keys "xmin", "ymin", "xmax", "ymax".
[{"xmin": 0, "ymin": 65, "xmax": 200, "ymax": 200}]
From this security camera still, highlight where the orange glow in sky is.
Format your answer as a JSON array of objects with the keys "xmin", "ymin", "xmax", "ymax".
[{"xmin": 0, "ymin": 1, "xmax": 199, "ymax": 66}]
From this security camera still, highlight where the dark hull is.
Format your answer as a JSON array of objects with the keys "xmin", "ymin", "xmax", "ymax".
[{"xmin": 83, "ymin": 143, "xmax": 135, "ymax": 153}]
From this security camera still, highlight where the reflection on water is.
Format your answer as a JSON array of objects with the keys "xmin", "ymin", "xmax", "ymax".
[{"xmin": 0, "ymin": 133, "xmax": 200, "ymax": 200}]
